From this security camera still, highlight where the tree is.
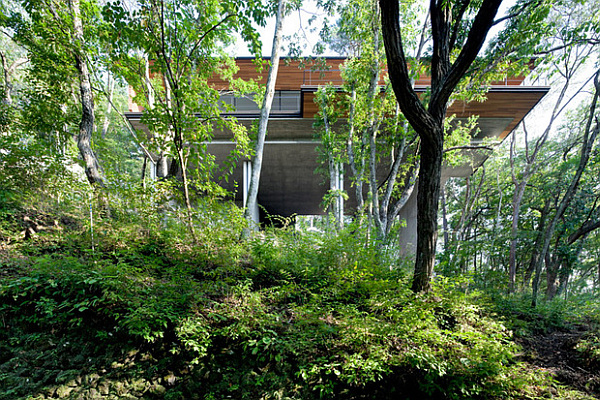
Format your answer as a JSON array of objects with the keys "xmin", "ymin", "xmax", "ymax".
[
  {"xmin": 0, "ymin": 41, "xmax": 26, "ymax": 108},
  {"xmin": 3, "ymin": 0, "xmax": 106, "ymax": 186},
  {"xmin": 105, "ymin": 0, "xmax": 267, "ymax": 241},
  {"xmin": 531, "ymin": 71, "xmax": 600, "ymax": 306},
  {"xmin": 0, "ymin": 33, "xmax": 27, "ymax": 134},
  {"xmin": 314, "ymin": 0, "xmax": 423, "ymax": 240},
  {"xmin": 507, "ymin": 0, "xmax": 600, "ymax": 293},
  {"xmin": 380, "ymin": 0, "xmax": 507, "ymax": 292},
  {"xmin": 313, "ymin": 84, "xmax": 347, "ymax": 230},
  {"xmin": 70, "ymin": 0, "xmax": 104, "ymax": 187},
  {"xmin": 242, "ymin": 0, "xmax": 287, "ymax": 236}
]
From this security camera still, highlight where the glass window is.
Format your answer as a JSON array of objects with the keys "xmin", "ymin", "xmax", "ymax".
[
  {"xmin": 276, "ymin": 91, "xmax": 300, "ymax": 113},
  {"xmin": 219, "ymin": 91, "xmax": 301, "ymax": 115},
  {"xmin": 234, "ymin": 96, "xmax": 259, "ymax": 112}
]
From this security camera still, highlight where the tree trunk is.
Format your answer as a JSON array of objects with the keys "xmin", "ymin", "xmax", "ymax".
[
  {"xmin": 524, "ymin": 199, "xmax": 551, "ymax": 286},
  {"xmin": 545, "ymin": 253, "xmax": 559, "ymax": 300},
  {"xmin": 365, "ymin": 5, "xmax": 384, "ymax": 239},
  {"xmin": 380, "ymin": 0, "xmax": 502, "ymax": 292},
  {"xmin": 557, "ymin": 241, "xmax": 584, "ymax": 299},
  {"xmin": 489, "ymin": 168, "xmax": 504, "ymax": 271},
  {"xmin": 346, "ymin": 87, "xmax": 366, "ymax": 218},
  {"xmin": 531, "ymin": 250, "xmax": 545, "ymax": 308},
  {"xmin": 597, "ymin": 260, "xmax": 600, "ymax": 296},
  {"xmin": 70, "ymin": 0, "xmax": 104, "ymax": 187},
  {"xmin": 509, "ymin": 180, "xmax": 526, "ymax": 292},
  {"xmin": 101, "ymin": 74, "xmax": 114, "ymax": 140},
  {"xmin": 441, "ymin": 185, "xmax": 449, "ymax": 250},
  {"xmin": 385, "ymin": 148, "xmax": 417, "ymax": 237},
  {"xmin": 531, "ymin": 70, "xmax": 600, "ymax": 307},
  {"xmin": 141, "ymin": 156, "xmax": 148, "ymax": 188},
  {"xmin": 176, "ymin": 144, "xmax": 197, "ymax": 242},
  {"xmin": 329, "ymin": 159, "xmax": 343, "ymax": 229},
  {"xmin": 0, "ymin": 51, "xmax": 12, "ymax": 107},
  {"xmin": 556, "ymin": 260, "xmax": 571, "ymax": 299},
  {"xmin": 411, "ymin": 131, "xmax": 443, "ymax": 292},
  {"xmin": 320, "ymin": 93, "xmax": 343, "ymax": 229},
  {"xmin": 242, "ymin": 0, "xmax": 286, "ymax": 237},
  {"xmin": 0, "ymin": 52, "xmax": 27, "ymax": 107}
]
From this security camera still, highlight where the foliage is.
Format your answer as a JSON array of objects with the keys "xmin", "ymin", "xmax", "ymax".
[
  {"xmin": 2, "ymin": 203, "xmax": 594, "ymax": 400},
  {"xmin": 313, "ymin": 0, "xmax": 421, "ymax": 240},
  {"xmin": 0, "ymin": 0, "xmax": 600, "ymax": 398},
  {"xmin": 490, "ymin": 294, "xmax": 580, "ymax": 336},
  {"xmin": 440, "ymin": 78, "xmax": 600, "ymax": 302},
  {"xmin": 102, "ymin": 0, "xmax": 270, "ymax": 240},
  {"xmin": 0, "ymin": 216, "xmax": 473, "ymax": 396}
]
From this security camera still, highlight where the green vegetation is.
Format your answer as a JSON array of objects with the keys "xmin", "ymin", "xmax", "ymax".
[
  {"xmin": 1, "ymin": 195, "xmax": 600, "ymax": 399},
  {"xmin": 1, "ymin": 0, "xmax": 600, "ymax": 398}
]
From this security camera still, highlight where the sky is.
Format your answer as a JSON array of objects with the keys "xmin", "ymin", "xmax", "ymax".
[
  {"xmin": 229, "ymin": 0, "xmax": 328, "ymax": 57},
  {"xmin": 229, "ymin": 0, "xmax": 519, "ymax": 58}
]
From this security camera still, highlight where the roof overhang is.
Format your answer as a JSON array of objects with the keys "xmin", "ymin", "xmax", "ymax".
[{"xmin": 124, "ymin": 85, "xmax": 549, "ymax": 216}]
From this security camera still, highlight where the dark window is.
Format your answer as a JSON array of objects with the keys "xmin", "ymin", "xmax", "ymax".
[{"xmin": 220, "ymin": 91, "xmax": 301, "ymax": 115}]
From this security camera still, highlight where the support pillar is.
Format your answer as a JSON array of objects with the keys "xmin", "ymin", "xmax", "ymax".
[
  {"xmin": 149, "ymin": 158, "xmax": 157, "ymax": 181},
  {"xmin": 398, "ymin": 186, "xmax": 418, "ymax": 256},
  {"xmin": 398, "ymin": 176, "xmax": 448, "ymax": 256}
]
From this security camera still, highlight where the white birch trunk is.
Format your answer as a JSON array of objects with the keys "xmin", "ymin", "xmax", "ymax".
[{"xmin": 242, "ymin": 0, "xmax": 286, "ymax": 236}]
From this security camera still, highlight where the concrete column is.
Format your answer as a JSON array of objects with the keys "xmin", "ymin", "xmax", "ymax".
[
  {"xmin": 149, "ymin": 158, "xmax": 157, "ymax": 181},
  {"xmin": 397, "ymin": 186, "xmax": 418, "ymax": 256},
  {"xmin": 156, "ymin": 155, "xmax": 169, "ymax": 178},
  {"xmin": 398, "ymin": 176, "xmax": 449, "ymax": 256}
]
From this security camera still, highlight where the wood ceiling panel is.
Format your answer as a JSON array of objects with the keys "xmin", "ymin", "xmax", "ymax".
[{"xmin": 303, "ymin": 88, "xmax": 547, "ymax": 140}]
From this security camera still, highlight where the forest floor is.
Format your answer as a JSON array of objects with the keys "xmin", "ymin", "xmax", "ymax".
[
  {"xmin": 4, "ymin": 207, "xmax": 600, "ymax": 399},
  {"xmin": 518, "ymin": 325, "xmax": 600, "ymax": 398}
]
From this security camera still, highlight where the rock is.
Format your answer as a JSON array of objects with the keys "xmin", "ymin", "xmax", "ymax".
[
  {"xmin": 130, "ymin": 378, "xmax": 148, "ymax": 395},
  {"xmin": 127, "ymin": 349, "xmax": 138, "ymax": 358},
  {"xmin": 86, "ymin": 373, "xmax": 100, "ymax": 385},
  {"xmin": 164, "ymin": 373, "xmax": 177, "ymax": 386},
  {"xmin": 45, "ymin": 387, "xmax": 57, "ymax": 397}
]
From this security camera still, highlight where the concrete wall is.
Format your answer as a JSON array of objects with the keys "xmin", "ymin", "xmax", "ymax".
[{"xmin": 397, "ymin": 186, "xmax": 418, "ymax": 256}]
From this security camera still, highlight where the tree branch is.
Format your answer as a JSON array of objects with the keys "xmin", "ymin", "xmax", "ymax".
[
  {"xmin": 568, "ymin": 220, "xmax": 600, "ymax": 245},
  {"xmin": 492, "ymin": 0, "xmax": 541, "ymax": 26},
  {"xmin": 379, "ymin": 0, "xmax": 436, "ymax": 138},
  {"xmin": 430, "ymin": 0, "xmax": 502, "ymax": 120},
  {"xmin": 449, "ymin": 0, "xmax": 470, "ymax": 52}
]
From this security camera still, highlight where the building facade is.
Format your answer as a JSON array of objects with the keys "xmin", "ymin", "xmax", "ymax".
[{"xmin": 126, "ymin": 57, "xmax": 549, "ymax": 247}]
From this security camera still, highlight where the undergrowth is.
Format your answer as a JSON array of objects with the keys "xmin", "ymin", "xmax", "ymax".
[{"xmin": 1, "ymin": 201, "xmax": 599, "ymax": 399}]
